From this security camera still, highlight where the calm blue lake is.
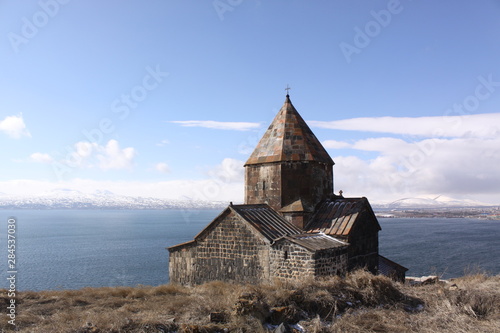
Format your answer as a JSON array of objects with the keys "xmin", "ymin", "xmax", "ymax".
[{"xmin": 1, "ymin": 210, "xmax": 499, "ymax": 291}]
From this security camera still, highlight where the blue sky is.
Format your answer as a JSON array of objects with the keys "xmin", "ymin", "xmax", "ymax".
[{"xmin": 1, "ymin": 0, "xmax": 500, "ymax": 204}]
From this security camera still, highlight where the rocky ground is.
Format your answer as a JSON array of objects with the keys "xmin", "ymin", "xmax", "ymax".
[{"xmin": 1, "ymin": 270, "xmax": 499, "ymax": 332}]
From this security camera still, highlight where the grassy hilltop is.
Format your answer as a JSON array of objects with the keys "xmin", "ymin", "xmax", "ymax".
[{"xmin": 1, "ymin": 270, "xmax": 499, "ymax": 333}]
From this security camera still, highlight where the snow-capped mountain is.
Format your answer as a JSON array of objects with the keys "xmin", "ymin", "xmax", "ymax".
[
  {"xmin": 374, "ymin": 195, "xmax": 490, "ymax": 209},
  {"xmin": 0, "ymin": 189, "xmax": 228, "ymax": 210},
  {"xmin": 0, "ymin": 190, "xmax": 492, "ymax": 210}
]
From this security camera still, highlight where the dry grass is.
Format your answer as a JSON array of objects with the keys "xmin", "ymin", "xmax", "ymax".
[{"xmin": 0, "ymin": 270, "xmax": 499, "ymax": 332}]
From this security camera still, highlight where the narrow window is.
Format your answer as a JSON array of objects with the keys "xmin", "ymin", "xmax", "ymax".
[
  {"xmin": 262, "ymin": 181, "xmax": 266, "ymax": 191},
  {"xmin": 284, "ymin": 250, "xmax": 288, "ymax": 260}
]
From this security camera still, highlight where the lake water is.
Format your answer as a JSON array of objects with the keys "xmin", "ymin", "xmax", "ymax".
[{"xmin": 1, "ymin": 209, "xmax": 499, "ymax": 291}]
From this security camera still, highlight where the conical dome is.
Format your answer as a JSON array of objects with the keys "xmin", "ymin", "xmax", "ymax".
[{"xmin": 245, "ymin": 95, "xmax": 334, "ymax": 166}]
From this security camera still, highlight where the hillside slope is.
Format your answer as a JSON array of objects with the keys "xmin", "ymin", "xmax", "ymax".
[{"xmin": 1, "ymin": 270, "xmax": 499, "ymax": 332}]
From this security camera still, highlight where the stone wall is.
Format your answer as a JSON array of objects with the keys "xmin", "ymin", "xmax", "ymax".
[
  {"xmin": 270, "ymin": 241, "xmax": 348, "ymax": 281},
  {"xmin": 169, "ymin": 210, "xmax": 270, "ymax": 285},
  {"xmin": 270, "ymin": 241, "xmax": 315, "ymax": 280},
  {"xmin": 245, "ymin": 161, "xmax": 333, "ymax": 212},
  {"xmin": 280, "ymin": 161, "xmax": 333, "ymax": 212},
  {"xmin": 313, "ymin": 247, "xmax": 348, "ymax": 277},
  {"xmin": 245, "ymin": 163, "xmax": 282, "ymax": 210},
  {"xmin": 169, "ymin": 242, "xmax": 197, "ymax": 285}
]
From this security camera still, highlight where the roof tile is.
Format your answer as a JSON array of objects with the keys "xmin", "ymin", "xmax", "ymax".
[
  {"xmin": 230, "ymin": 204, "xmax": 302, "ymax": 242},
  {"xmin": 278, "ymin": 233, "xmax": 348, "ymax": 252},
  {"xmin": 305, "ymin": 198, "xmax": 380, "ymax": 236}
]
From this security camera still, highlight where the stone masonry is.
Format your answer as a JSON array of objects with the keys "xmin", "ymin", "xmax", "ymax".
[{"xmin": 169, "ymin": 209, "xmax": 270, "ymax": 285}]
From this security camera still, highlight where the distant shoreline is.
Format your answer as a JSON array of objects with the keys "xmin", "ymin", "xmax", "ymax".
[{"xmin": 375, "ymin": 207, "xmax": 500, "ymax": 219}]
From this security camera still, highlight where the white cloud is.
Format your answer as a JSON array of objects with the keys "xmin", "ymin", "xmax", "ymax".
[
  {"xmin": 310, "ymin": 113, "xmax": 500, "ymax": 138},
  {"xmin": 323, "ymin": 140, "xmax": 352, "ymax": 149},
  {"xmin": 171, "ymin": 120, "xmax": 261, "ymax": 131},
  {"xmin": 0, "ymin": 178, "xmax": 244, "ymax": 203},
  {"xmin": 314, "ymin": 112, "xmax": 500, "ymax": 203},
  {"xmin": 156, "ymin": 139, "xmax": 170, "ymax": 147},
  {"xmin": 207, "ymin": 158, "xmax": 245, "ymax": 183},
  {"xmin": 331, "ymin": 136, "xmax": 500, "ymax": 204},
  {"xmin": 0, "ymin": 114, "xmax": 31, "ymax": 138},
  {"xmin": 63, "ymin": 139, "xmax": 136, "ymax": 170},
  {"xmin": 351, "ymin": 137, "xmax": 409, "ymax": 153},
  {"xmin": 75, "ymin": 141, "xmax": 94, "ymax": 158},
  {"xmin": 30, "ymin": 152, "xmax": 53, "ymax": 163},
  {"xmin": 97, "ymin": 140, "xmax": 136, "ymax": 170},
  {"xmin": 155, "ymin": 162, "xmax": 171, "ymax": 174}
]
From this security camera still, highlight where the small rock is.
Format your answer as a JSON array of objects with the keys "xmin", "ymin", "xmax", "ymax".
[
  {"xmin": 421, "ymin": 275, "xmax": 439, "ymax": 285},
  {"xmin": 274, "ymin": 323, "xmax": 287, "ymax": 333},
  {"xmin": 404, "ymin": 303, "xmax": 424, "ymax": 313},
  {"xmin": 406, "ymin": 275, "xmax": 439, "ymax": 286}
]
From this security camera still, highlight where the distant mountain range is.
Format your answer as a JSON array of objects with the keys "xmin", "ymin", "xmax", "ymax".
[
  {"xmin": 0, "ymin": 189, "xmax": 228, "ymax": 210},
  {"xmin": 0, "ymin": 190, "xmax": 494, "ymax": 210},
  {"xmin": 373, "ymin": 195, "xmax": 493, "ymax": 209}
]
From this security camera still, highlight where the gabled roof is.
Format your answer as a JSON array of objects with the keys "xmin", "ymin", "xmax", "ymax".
[
  {"xmin": 305, "ymin": 197, "xmax": 381, "ymax": 237},
  {"xmin": 229, "ymin": 204, "xmax": 302, "ymax": 242},
  {"xmin": 245, "ymin": 95, "xmax": 334, "ymax": 166},
  {"xmin": 276, "ymin": 233, "xmax": 348, "ymax": 252},
  {"xmin": 182, "ymin": 204, "xmax": 302, "ymax": 248}
]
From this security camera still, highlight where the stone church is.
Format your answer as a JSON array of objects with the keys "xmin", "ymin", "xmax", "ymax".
[{"xmin": 168, "ymin": 94, "xmax": 407, "ymax": 285}]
